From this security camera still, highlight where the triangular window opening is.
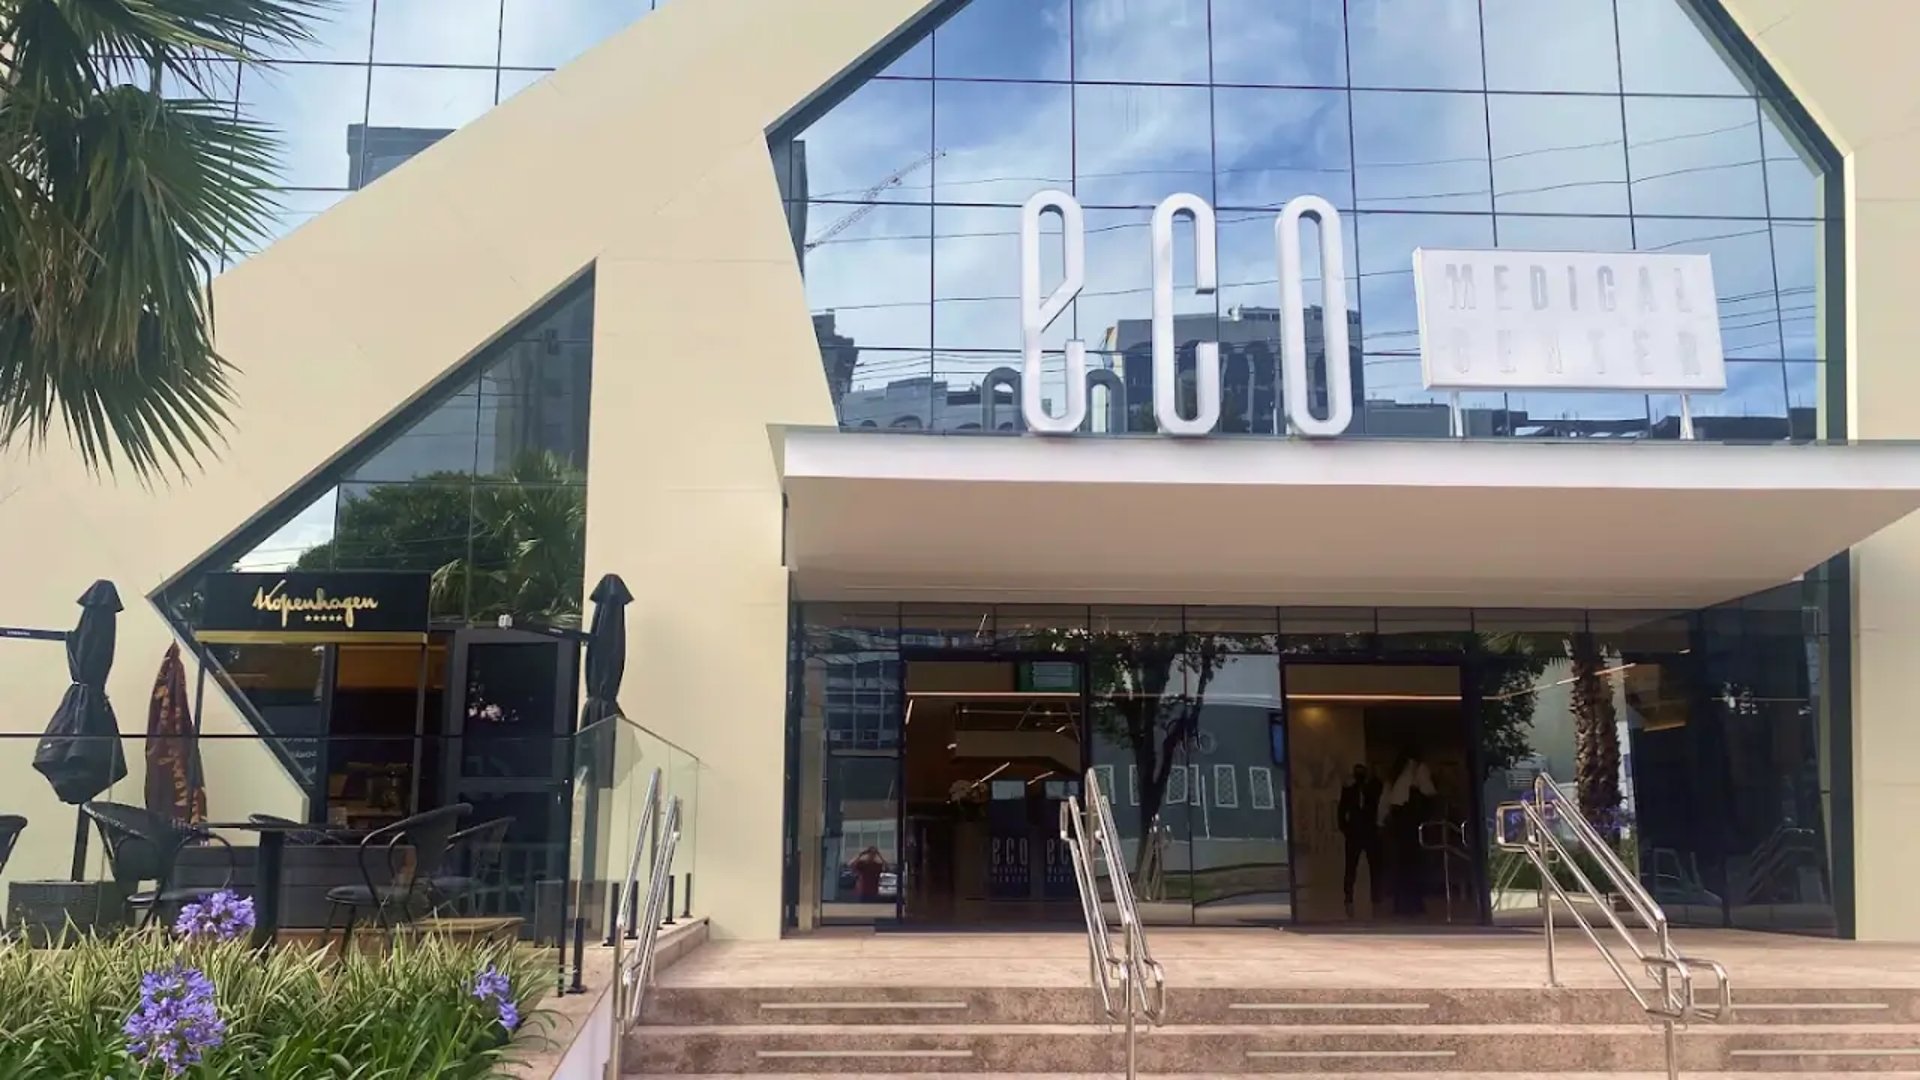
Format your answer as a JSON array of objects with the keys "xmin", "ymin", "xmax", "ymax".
[
  {"xmin": 155, "ymin": 275, "xmax": 595, "ymax": 820},
  {"xmin": 162, "ymin": 273, "xmax": 595, "ymax": 632}
]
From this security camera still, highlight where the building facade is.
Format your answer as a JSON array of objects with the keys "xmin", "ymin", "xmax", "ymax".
[{"xmin": 5, "ymin": 0, "xmax": 1920, "ymax": 943}]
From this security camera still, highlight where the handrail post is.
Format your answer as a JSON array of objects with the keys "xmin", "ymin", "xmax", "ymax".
[{"xmin": 1535, "ymin": 775, "xmax": 1558, "ymax": 987}]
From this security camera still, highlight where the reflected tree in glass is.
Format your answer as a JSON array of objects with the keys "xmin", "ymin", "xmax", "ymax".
[
  {"xmin": 1036, "ymin": 626, "xmax": 1239, "ymax": 882},
  {"xmin": 1477, "ymin": 635, "xmax": 1545, "ymax": 779},
  {"xmin": 297, "ymin": 450, "xmax": 587, "ymax": 627},
  {"xmin": 1570, "ymin": 632, "xmax": 1624, "ymax": 840}
]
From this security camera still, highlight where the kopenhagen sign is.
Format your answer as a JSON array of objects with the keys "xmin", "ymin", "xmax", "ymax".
[{"xmin": 1012, "ymin": 190, "xmax": 1726, "ymax": 439}]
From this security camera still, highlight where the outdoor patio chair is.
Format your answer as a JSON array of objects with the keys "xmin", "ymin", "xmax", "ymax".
[
  {"xmin": 322, "ymin": 803, "xmax": 471, "ymax": 948},
  {"xmin": 432, "ymin": 816, "xmax": 515, "ymax": 916},
  {"xmin": 0, "ymin": 816, "xmax": 25, "ymax": 878},
  {"xmin": 82, "ymin": 802, "xmax": 233, "ymax": 929}
]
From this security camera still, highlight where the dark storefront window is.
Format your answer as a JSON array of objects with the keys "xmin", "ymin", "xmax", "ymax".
[
  {"xmin": 789, "ymin": 599, "xmax": 1841, "ymax": 935},
  {"xmin": 771, "ymin": 0, "xmax": 1839, "ymax": 444}
]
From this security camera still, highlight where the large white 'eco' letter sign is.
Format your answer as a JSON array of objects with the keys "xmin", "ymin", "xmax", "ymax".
[
  {"xmin": 1277, "ymin": 195, "xmax": 1352, "ymax": 437},
  {"xmin": 1151, "ymin": 193, "xmax": 1220, "ymax": 436},
  {"xmin": 1017, "ymin": 190, "xmax": 1355, "ymax": 437},
  {"xmin": 1020, "ymin": 190, "xmax": 1087, "ymax": 434}
]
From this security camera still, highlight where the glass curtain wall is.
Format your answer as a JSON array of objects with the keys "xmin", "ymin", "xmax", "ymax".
[
  {"xmin": 773, "ymin": 0, "xmax": 1838, "ymax": 442},
  {"xmin": 791, "ymin": 589, "xmax": 1840, "ymax": 934},
  {"xmin": 126, "ymin": 0, "xmax": 681, "ymax": 265}
]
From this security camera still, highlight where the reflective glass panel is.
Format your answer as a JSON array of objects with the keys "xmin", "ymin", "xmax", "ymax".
[
  {"xmin": 1489, "ymin": 95, "xmax": 1629, "ymax": 216},
  {"xmin": 934, "ymin": 79, "xmax": 1072, "ymax": 205},
  {"xmin": 371, "ymin": 0, "xmax": 502, "ymax": 65},
  {"xmin": 1072, "ymin": 0, "xmax": 1209, "ymax": 84},
  {"xmin": 935, "ymin": 204, "xmax": 1067, "ymax": 352},
  {"xmin": 1209, "ymin": 0, "xmax": 1345, "ymax": 89},
  {"xmin": 1625, "ymin": 96, "xmax": 1767, "ymax": 218},
  {"xmin": 935, "ymin": 0, "xmax": 1071, "ymax": 81},
  {"xmin": 1634, "ymin": 217, "xmax": 1781, "ymax": 359},
  {"xmin": 238, "ymin": 63, "xmax": 369, "ymax": 189},
  {"xmin": 801, "ymin": 203, "xmax": 933, "ymax": 352},
  {"xmin": 1214, "ymin": 88, "xmax": 1352, "ymax": 210},
  {"xmin": 1616, "ymin": 0, "xmax": 1751, "ymax": 96},
  {"xmin": 1356, "ymin": 213, "xmax": 1495, "ymax": 356},
  {"xmin": 263, "ymin": 0, "xmax": 374, "ymax": 61},
  {"xmin": 1351, "ymin": 91, "xmax": 1491, "ymax": 213},
  {"xmin": 367, "ymin": 67, "xmax": 498, "ymax": 131},
  {"xmin": 1348, "ymin": 0, "xmax": 1483, "ymax": 91},
  {"xmin": 1761, "ymin": 103, "xmax": 1823, "ymax": 220},
  {"xmin": 1075, "ymin": 83, "xmax": 1214, "ymax": 207},
  {"xmin": 792, "ymin": 79, "xmax": 933, "ymax": 204},
  {"xmin": 1771, "ymin": 221, "xmax": 1824, "ymax": 361},
  {"xmin": 500, "ymin": 0, "xmax": 651, "ymax": 68},
  {"xmin": 1481, "ymin": 0, "xmax": 1620, "ymax": 93}
]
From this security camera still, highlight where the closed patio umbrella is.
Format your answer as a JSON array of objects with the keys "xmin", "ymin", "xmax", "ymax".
[
  {"xmin": 32, "ymin": 580, "xmax": 129, "ymax": 878},
  {"xmin": 144, "ymin": 643, "xmax": 206, "ymax": 826},
  {"xmin": 580, "ymin": 573, "xmax": 633, "ymax": 730}
]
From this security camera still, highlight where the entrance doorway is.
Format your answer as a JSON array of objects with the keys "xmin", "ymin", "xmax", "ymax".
[
  {"xmin": 1284, "ymin": 664, "xmax": 1478, "ymax": 926},
  {"xmin": 899, "ymin": 657, "xmax": 1085, "ymax": 926}
]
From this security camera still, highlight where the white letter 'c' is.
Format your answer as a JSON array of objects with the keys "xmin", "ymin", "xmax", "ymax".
[{"xmin": 1151, "ymin": 193, "xmax": 1220, "ymax": 436}]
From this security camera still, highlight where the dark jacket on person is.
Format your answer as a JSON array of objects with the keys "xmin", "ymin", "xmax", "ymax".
[{"xmin": 1338, "ymin": 776, "xmax": 1383, "ymax": 837}]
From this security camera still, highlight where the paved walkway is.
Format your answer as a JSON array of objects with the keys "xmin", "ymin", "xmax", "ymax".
[{"xmin": 661, "ymin": 928, "xmax": 1920, "ymax": 990}]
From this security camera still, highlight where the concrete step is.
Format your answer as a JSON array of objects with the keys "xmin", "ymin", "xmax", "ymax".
[
  {"xmin": 641, "ymin": 985, "xmax": 1920, "ymax": 1027},
  {"xmin": 624, "ymin": 1021, "xmax": 1920, "ymax": 1074},
  {"xmin": 630, "ymin": 1074, "xmax": 1920, "ymax": 1079}
]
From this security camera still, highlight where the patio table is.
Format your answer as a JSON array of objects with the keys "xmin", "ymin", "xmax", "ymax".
[{"xmin": 204, "ymin": 820, "xmax": 358, "ymax": 949}]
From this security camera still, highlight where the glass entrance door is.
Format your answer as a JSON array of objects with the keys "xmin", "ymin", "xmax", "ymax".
[{"xmin": 443, "ymin": 628, "xmax": 578, "ymax": 918}]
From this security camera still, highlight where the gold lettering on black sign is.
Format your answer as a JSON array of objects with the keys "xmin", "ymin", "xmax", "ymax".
[{"xmin": 252, "ymin": 580, "xmax": 381, "ymax": 629}]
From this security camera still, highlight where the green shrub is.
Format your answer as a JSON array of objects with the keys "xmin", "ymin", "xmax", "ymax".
[{"xmin": 0, "ymin": 930, "xmax": 550, "ymax": 1078}]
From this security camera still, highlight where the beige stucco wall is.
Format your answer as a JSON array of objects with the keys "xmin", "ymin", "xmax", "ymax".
[
  {"xmin": 3, "ymin": 0, "xmax": 1919, "ymax": 943},
  {"xmin": 0, "ymin": 0, "xmax": 929, "ymax": 938},
  {"xmin": 1719, "ymin": 0, "xmax": 1920, "ymax": 941}
]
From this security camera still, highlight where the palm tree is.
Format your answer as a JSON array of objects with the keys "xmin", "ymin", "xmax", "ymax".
[{"xmin": 1, "ymin": 0, "xmax": 322, "ymax": 477}]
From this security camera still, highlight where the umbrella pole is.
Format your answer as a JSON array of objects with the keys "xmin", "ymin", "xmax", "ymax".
[{"xmin": 70, "ymin": 812, "xmax": 89, "ymax": 880}]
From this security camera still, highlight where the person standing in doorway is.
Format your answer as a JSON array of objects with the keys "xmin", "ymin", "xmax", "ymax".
[
  {"xmin": 1337, "ymin": 764, "xmax": 1384, "ymax": 917},
  {"xmin": 849, "ymin": 846, "xmax": 888, "ymax": 903},
  {"xmin": 1379, "ymin": 748, "xmax": 1437, "ymax": 917}
]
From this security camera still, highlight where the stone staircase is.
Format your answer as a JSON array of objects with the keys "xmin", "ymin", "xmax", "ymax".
[{"xmin": 625, "ymin": 983, "xmax": 1920, "ymax": 1075}]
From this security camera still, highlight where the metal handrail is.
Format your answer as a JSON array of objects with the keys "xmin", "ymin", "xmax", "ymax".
[
  {"xmin": 1418, "ymin": 819, "xmax": 1474, "ymax": 922},
  {"xmin": 602, "ymin": 774, "xmax": 683, "ymax": 1079},
  {"xmin": 1520, "ymin": 773, "xmax": 1732, "ymax": 1080},
  {"xmin": 1740, "ymin": 825, "xmax": 1817, "ymax": 905},
  {"xmin": 1060, "ymin": 768, "xmax": 1167, "ymax": 1080},
  {"xmin": 624, "ymin": 796, "xmax": 683, "ymax": 1025},
  {"xmin": 611, "ymin": 769, "xmax": 663, "ymax": 943}
]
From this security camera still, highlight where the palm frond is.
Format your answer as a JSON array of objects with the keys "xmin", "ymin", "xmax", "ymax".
[{"xmin": 0, "ymin": 0, "xmax": 323, "ymax": 477}]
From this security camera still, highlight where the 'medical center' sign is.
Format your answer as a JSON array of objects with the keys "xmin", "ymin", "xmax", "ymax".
[
  {"xmin": 1014, "ymin": 190, "xmax": 1725, "ymax": 438},
  {"xmin": 1412, "ymin": 248, "xmax": 1727, "ymax": 394}
]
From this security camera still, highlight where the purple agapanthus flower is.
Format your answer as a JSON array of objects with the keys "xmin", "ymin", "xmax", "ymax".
[
  {"xmin": 173, "ymin": 890, "xmax": 256, "ymax": 941},
  {"xmin": 472, "ymin": 965, "xmax": 519, "ymax": 1031},
  {"xmin": 124, "ymin": 965, "xmax": 225, "ymax": 1075}
]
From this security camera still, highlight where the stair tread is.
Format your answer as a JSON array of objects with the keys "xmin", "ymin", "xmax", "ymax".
[
  {"xmin": 634, "ymin": 1020, "xmax": 1920, "ymax": 1036},
  {"xmin": 627, "ymin": 1074, "xmax": 1920, "ymax": 1079}
]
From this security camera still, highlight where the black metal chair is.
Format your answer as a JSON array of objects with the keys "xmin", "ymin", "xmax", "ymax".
[
  {"xmin": 82, "ymin": 802, "xmax": 233, "ymax": 929},
  {"xmin": 323, "ymin": 803, "xmax": 471, "ymax": 948},
  {"xmin": 0, "ymin": 816, "xmax": 25, "ymax": 878},
  {"xmin": 432, "ymin": 816, "xmax": 514, "ymax": 916}
]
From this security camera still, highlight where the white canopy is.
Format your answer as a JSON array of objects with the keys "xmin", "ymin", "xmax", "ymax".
[{"xmin": 777, "ymin": 428, "xmax": 1920, "ymax": 609}]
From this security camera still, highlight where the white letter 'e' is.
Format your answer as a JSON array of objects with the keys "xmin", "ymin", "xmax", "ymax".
[{"xmin": 1020, "ymin": 190, "xmax": 1087, "ymax": 434}]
